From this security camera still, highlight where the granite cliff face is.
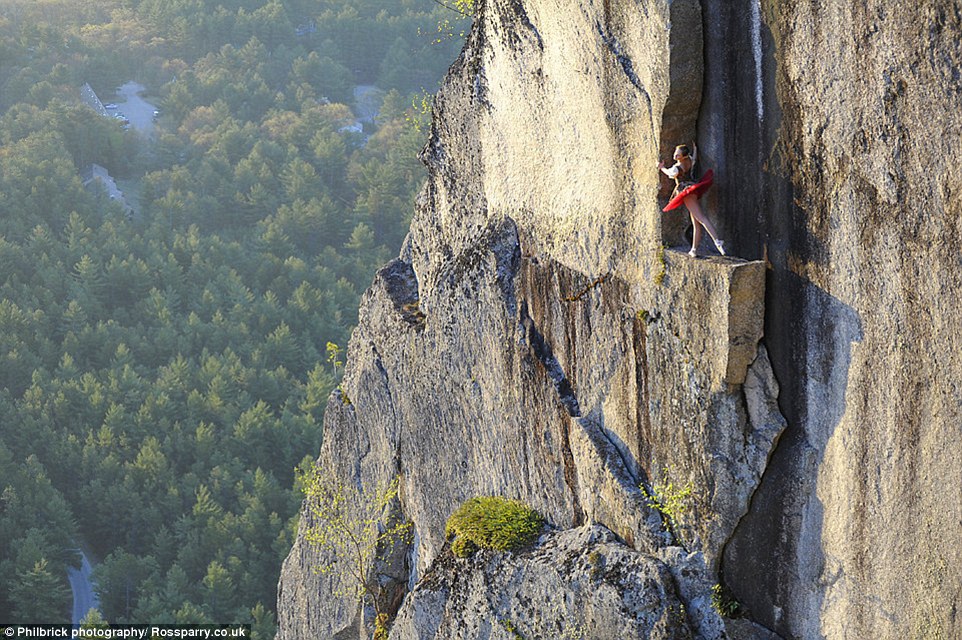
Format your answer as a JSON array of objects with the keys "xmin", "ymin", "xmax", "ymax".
[{"xmin": 278, "ymin": 1, "xmax": 962, "ymax": 638}]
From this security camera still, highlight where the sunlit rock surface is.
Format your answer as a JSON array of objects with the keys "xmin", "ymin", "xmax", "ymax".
[{"xmin": 642, "ymin": 252, "xmax": 782, "ymax": 571}]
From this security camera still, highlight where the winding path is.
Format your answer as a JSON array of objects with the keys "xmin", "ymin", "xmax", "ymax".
[{"xmin": 67, "ymin": 550, "xmax": 100, "ymax": 625}]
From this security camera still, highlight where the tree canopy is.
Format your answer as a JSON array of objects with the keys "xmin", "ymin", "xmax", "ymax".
[{"xmin": 0, "ymin": 0, "xmax": 470, "ymax": 630}]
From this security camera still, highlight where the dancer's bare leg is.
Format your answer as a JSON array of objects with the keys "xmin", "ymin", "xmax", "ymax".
[
  {"xmin": 684, "ymin": 195, "xmax": 721, "ymax": 241},
  {"xmin": 689, "ymin": 210, "xmax": 702, "ymax": 256}
]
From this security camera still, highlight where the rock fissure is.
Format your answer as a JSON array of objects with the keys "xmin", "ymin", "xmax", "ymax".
[
  {"xmin": 558, "ymin": 416, "xmax": 585, "ymax": 528},
  {"xmin": 563, "ymin": 272, "xmax": 611, "ymax": 302},
  {"xmin": 596, "ymin": 420, "xmax": 641, "ymax": 490},
  {"xmin": 712, "ymin": 344, "xmax": 790, "ymax": 635},
  {"xmin": 596, "ymin": 22, "xmax": 643, "ymax": 91},
  {"xmin": 634, "ymin": 312, "xmax": 654, "ymax": 486},
  {"xmin": 519, "ymin": 300, "xmax": 581, "ymax": 417}
]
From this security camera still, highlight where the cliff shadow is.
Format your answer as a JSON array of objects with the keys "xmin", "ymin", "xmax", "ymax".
[
  {"xmin": 723, "ymin": 269, "xmax": 863, "ymax": 638},
  {"xmin": 698, "ymin": 0, "xmax": 786, "ymax": 263},
  {"xmin": 695, "ymin": 4, "xmax": 865, "ymax": 631}
]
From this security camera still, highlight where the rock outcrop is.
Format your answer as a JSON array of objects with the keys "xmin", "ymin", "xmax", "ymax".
[
  {"xmin": 277, "ymin": 224, "xmax": 775, "ymax": 638},
  {"xmin": 280, "ymin": 0, "xmax": 962, "ymax": 638},
  {"xmin": 644, "ymin": 253, "xmax": 783, "ymax": 570},
  {"xmin": 390, "ymin": 525, "xmax": 692, "ymax": 639}
]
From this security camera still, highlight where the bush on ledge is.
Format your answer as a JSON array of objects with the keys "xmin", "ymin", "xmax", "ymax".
[{"xmin": 445, "ymin": 496, "xmax": 544, "ymax": 558}]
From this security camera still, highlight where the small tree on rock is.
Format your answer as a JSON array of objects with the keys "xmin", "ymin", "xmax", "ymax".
[{"xmin": 298, "ymin": 466, "xmax": 411, "ymax": 631}]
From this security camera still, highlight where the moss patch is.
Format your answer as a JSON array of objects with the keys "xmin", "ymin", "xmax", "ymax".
[{"xmin": 445, "ymin": 496, "xmax": 544, "ymax": 557}]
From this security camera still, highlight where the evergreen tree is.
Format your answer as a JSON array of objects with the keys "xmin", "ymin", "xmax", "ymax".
[
  {"xmin": 201, "ymin": 561, "xmax": 237, "ymax": 621},
  {"xmin": 9, "ymin": 558, "xmax": 71, "ymax": 621},
  {"xmin": 80, "ymin": 609, "xmax": 109, "ymax": 629}
]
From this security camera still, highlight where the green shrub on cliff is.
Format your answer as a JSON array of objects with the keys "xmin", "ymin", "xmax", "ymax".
[
  {"xmin": 711, "ymin": 583, "xmax": 742, "ymax": 618},
  {"xmin": 445, "ymin": 497, "xmax": 544, "ymax": 557},
  {"xmin": 640, "ymin": 470, "xmax": 693, "ymax": 547}
]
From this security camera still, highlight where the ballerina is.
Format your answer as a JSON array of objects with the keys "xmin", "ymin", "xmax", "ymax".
[{"xmin": 658, "ymin": 144, "xmax": 726, "ymax": 257}]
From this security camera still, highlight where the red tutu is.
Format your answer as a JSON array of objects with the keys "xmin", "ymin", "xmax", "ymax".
[{"xmin": 663, "ymin": 169, "xmax": 714, "ymax": 212}]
